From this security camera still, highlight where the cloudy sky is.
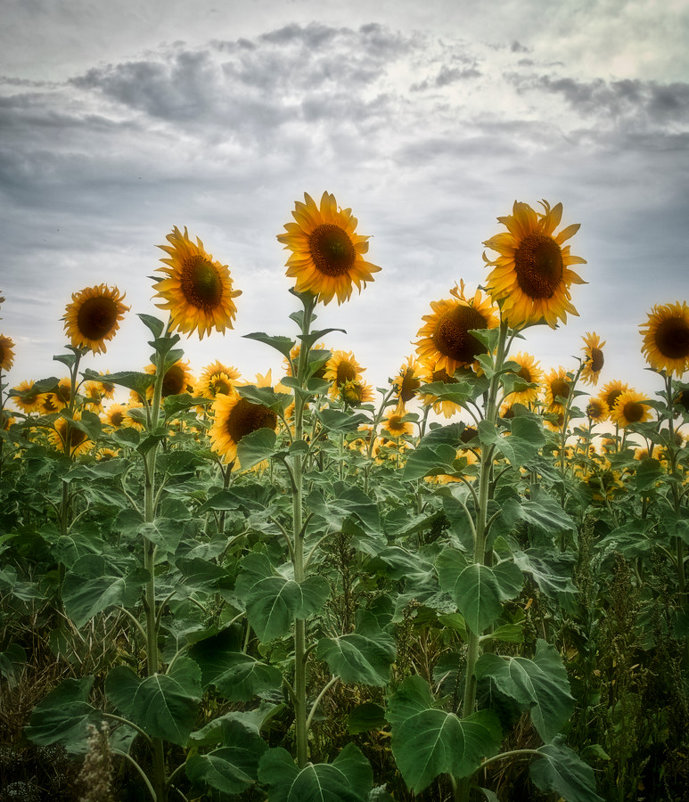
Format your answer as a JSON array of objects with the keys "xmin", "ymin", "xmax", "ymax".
[{"xmin": 1, "ymin": 0, "xmax": 688, "ymax": 404}]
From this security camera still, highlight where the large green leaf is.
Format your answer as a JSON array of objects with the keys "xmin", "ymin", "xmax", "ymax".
[
  {"xmin": 530, "ymin": 737, "xmax": 604, "ymax": 802},
  {"xmin": 62, "ymin": 555, "xmax": 148, "ymax": 628},
  {"xmin": 237, "ymin": 428, "xmax": 278, "ymax": 471},
  {"xmin": 512, "ymin": 549, "xmax": 576, "ymax": 597},
  {"xmin": 258, "ymin": 743, "xmax": 372, "ymax": 802},
  {"xmin": 235, "ymin": 553, "xmax": 330, "ymax": 641},
  {"xmin": 437, "ymin": 560, "xmax": 505, "ymax": 635},
  {"xmin": 387, "ymin": 676, "xmax": 502, "ymax": 792},
  {"xmin": 402, "ymin": 443, "xmax": 457, "ymax": 481},
  {"xmin": 475, "ymin": 639, "xmax": 574, "ymax": 742},
  {"xmin": 25, "ymin": 676, "xmax": 100, "ymax": 753},
  {"xmin": 186, "ymin": 718, "xmax": 267, "ymax": 795},
  {"xmin": 317, "ymin": 624, "xmax": 396, "ymax": 686},
  {"xmin": 189, "ymin": 630, "xmax": 281, "ymax": 700},
  {"xmin": 105, "ymin": 656, "xmax": 202, "ymax": 746}
]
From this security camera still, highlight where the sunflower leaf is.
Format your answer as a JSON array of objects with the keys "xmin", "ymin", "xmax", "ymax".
[
  {"xmin": 138, "ymin": 313, "xmax": 166, "ymax": 339},
  {"xmin": 236, "ymin": 428, "xmax": 278, "ymax": 471},
  {"xmin": 298, "ymin": 327, "xmax": 347, "ymax": 350},
  {"xmin": 243, "ymin": 332, "xmax": 296, "ymax": 359}
]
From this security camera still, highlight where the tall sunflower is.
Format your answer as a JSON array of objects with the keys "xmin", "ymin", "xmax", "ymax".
[
  {"xmin": 199, "ymin": 361, "xmax": 241, "ymax": 400},
  {"xmin": 155, "ymin": 226, "xmax": 241, "ymax": 339},
  {"xmin": 581, "ymin": 332, "xmax": 605, "ymax": 385},
  {"xmin": 601, "ymin": 380, "xmax": 630, "ymax": 418},
  {"xmin": 483, "ymin": 200, "xmax": 586, "ymax": 328},
  {"xmin": 210, "ymin": 389, "xmax": 278, "ymax": 467},
  {"xmin": 277, "ymin": 192, "xmax": 381, "ymax": 305},
  {"xmin": 609, "ymin": 390, "xmax": 650, "ymax": 428},
  {"xmin": 0, "ymin": 335, "xmax": 15, "ymax": 371},
  {"xmin": 324, "ymin": 350, "xmax": 365, "ymax": 399},
  {"xmin": 340, "ymin": 380, "xmax": 374, "ymax": 407},
  {"xmin": 505, "ymin": 352, "xmax": 543, "ymax": 405},
  {"xmin": 145, "ymin": 360, "xmax": 195, "ymax": 399},
  {"xmin": 640, "ymin": 301, "xmax": 689, "ymax": 376},
  {"xmin": 416, "ymin": 282, "xmax": 498, "ymax": 375},
  {"xmin": 63, "ymin": 285, "xmax": 129, "ymax": 354}
]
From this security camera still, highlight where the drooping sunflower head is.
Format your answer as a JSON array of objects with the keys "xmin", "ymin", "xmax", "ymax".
[
  {"xmin": 209, "ymin": 390, "xmax": 278, "ymax": 467},
  {"xmin": 10, "ymin": 380, "xmax": 41, "ymax": 413},
  {"xmin": 393, "ymin": 356, "xmax": 423, "ymax": 404},
  {"xmin": 483, "ymin": 200, "xmax": 586, "ymax": 328},
  {"xmin": 324, "ymin": 350, "xmax": 365, "ymax": 399},
  {"xmin": 581, "ymin": 331, "xmax": 605, "ymax": 385},
  {"xmin": 505, "ymin": 352, "xmax": 543, "ymax": 406},
  {"xmin": 585, "ymin": 397, "xmax": 609, "ymax": 423},
  {"xmin": 0, "ymin": 335, "xmax": 15, "ymax": 371},
  {"xmin": 601, "ymin": 380, "xmax": 630, "ymax": 419},
  {"xmin": 277, "ymin": 192, "xmax": 381, "ymax": 306},
  {"xmin": 544, "ymin": 367, "xmax": 572, "ymax": 409},
  {"xmin": 416, "ymin": 282, "xmax": 498, "ymax": 376},
  {"xmin": 145, "ymin": 360, "xmax": 195, "ymax": 398},
  {"xmin": 382, "ymin": 403, "xmax": 413, "ymax": 439},
  {"xmin": 63, "ymin": 284, "xmax": 129, "ymax": 354},
  {"xmin": 640, "ymin": 301, "xmax": 689, "ymax": 376},
  {"xmin": 199, "ymin": 360, "xmax": 241, "ymax": 400},
  {"xmin": 155, "ymin": 226, "xmax": 241, "ymax": 339},
  {"xmin": 609, "ymin": 389, "xmax": 651, "ymax": 428},
  {"xmin": 340, "ymin": 380, "xmax": 374, "ymax": 407}
]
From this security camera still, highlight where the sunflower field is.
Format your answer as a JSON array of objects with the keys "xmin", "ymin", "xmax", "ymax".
[{"xmin": 1, "ymin": 195, "xmax": 688, "ymax": 802}]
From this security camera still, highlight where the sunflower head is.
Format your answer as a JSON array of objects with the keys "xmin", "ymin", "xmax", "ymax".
[
  {"xmin": 199, "ymin": 360, "xmax": 241, "ymax": 400},
  {"xmin": 155, "ymin": 226, "xmax": 241, "ymax": 339},
  {"xmin": 416, "ymin": 282, "xmax": 498, "ymax": 376},
  {"xmin": 340, "ymin": 380, "xmax": 374, "ymax": 407},
  {"xmin": 544, "ymin": 367, "xmax": 572, "ymax": 409},
  {"xmin": 505, "ymin": 351, "xmax": 543, "ymax": 406},
  {"xmin": 418, "ymin": 360, "xmax": 462, "ymax": 418},
  {"xmin": 63, "ymin": 284, "xmax": 129, "ymax": 354},
  {"xmin": 0, "ymin": 335, "xmax": 15, "ymax": 371},
  {"xmin": 51, "ymin": 414, "xmax": 92, "ymax": 457},
  {"xmin": 145, "ymin": 360, "xmax": 195, "ymax": 399},
  {"xmin": 585, "ymin": 397, "xmax": 609, "ymax": 422},
  {"xmin": 82, "ymin": 380, "xmax": 106, "ymax": 409},
  {"xmin": 640, "ymin": 301, "xmax": 689, "ymax": 376},
  {"xmin": 277, "ymin": 192, "xmax": 381, "ymax": 306},
  {"xmin": 324, "ymin": 350, "xmax": 365, "ymax": 399},
  {"xmin": 609, "ymin": 390, "xmax": 650, "ymax": 428},
  {"xmin": 483, "ymin": 200, "xmax": 586, "ymax": 328},
  {"xmin": 393, "ymin": 356, "xmax": 423, "ymax": 403},
  {"xmin": 103, "ymin": 403, "xmax": 133, "ymax": 429},
  {"xmin": 209, "ymin": 390, "xmax": 278, "ymax": 467},
  {"xmin": 601, "ymin": 380, "xmax": 630, "ymax": 418},
  {"xmin": 11, "ymin": 380, "xmax": 41, "ymax": 413},
  {"xmin": 382, "ymin": 403, "xmax": 413, "ymax": 439},
  {"xmin": 581, "ymin": 332, "xmax": 605, "ymax": 385}
]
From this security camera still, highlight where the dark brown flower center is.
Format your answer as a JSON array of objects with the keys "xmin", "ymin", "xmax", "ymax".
[
  {"xmin": 654, "ymin": 316, "xmax": 689, "ymax": 359},
  {"xmin": 308, "ymin": 224, "xmax": 356, "ymax": 277},
  {"xmin": 77, "ymin": 296, "xmax": 119, "ymax": 341},
  {"xmin": 336, "ymin": 361, "xmax": 357, "ymax": 385},
  {"xmin": 623, "ymin": 401, "xmax": 644, "ymax": 423},
  {"xmin": 586, "ymin": 400, "xmax": 604, "ymax": 419},
  {"xmin": 225, "ymin": 398, "xmax": 277, "ymax": 443},
  {"xmin": 182, "ymin": 256, "xmax": 223, "ymax": 308},
  {"xmin": 518, "ymin": 365, "xmax": 532, "ymax": 382},
  {"xmin": 163, "ymin": 365, "xmax": 187, "ymax": 397},
  {"xmin": 210, "ymin": 376, "xmax": 232, "ymax": 396},
  {"xmin": 604, "ymin": 387, "xmax": 623, "ymax": 410},
  {"xmin": 551, "ymin": 378, "xmax": 570, "ymax": 401},
  {"xmin": 432, "ymin": 368, "xmax": 456, "ymax": 384},
  {"xmin": 589, "ymin": 347, "xmax": 604, "ymax": 373},
  {"xmin": 41, "ymin": 394, "xmax": 59, "ymax": 413},
  {"xmin": 432, "ymin": 305, "xmax": 489, "ymax": 365},
  {"xmin": 110, "ymin": 410, "xmax": 124, "ymax": 427},
  {"xmin": 63, "ymin": 422, "xmax": 88, "ymax": 451},
  {"xmin": 461, "ymin": 426, "xmax": 478, "ymax": 442},
  {"xmin": 514, "ymin": 233, "xmax": 563, "ymax": 299}
]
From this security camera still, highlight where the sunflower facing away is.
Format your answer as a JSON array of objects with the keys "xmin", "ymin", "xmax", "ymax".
[
  {"xmin": 277, "ymin": 192, "xmax": 381, "ymax": 305},
  {"xmin": 416, "ymin": 282, "xmax": 498, "ymax": 376},
  {"xmin": 483, "ymin": 200, "xmax": 586, "ymax": 328},
  {"xmin": 581, "ymin": 332, "xmax": 605, "ymax": 385},
  {"xmin": 63, "ymin": 285, "xmax": 129, "ymax": 354},
  {"xmin": 640, "ymin": 301, "xmax": 689, "ymax": 376},
  {"xmin": 0, "ymin": 335, "xmax": 15, "ymax": 371},
  {"xmin": 155, "ymin": 226, "xmax": 241, "ymax": 339},
  {"xmin": 210, "ymin": 390, "xmax": 278, "ymax": 467}
]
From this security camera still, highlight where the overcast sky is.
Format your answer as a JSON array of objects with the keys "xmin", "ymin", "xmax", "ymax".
[{"xmin": 1, "ymin": 0, "xmax": 688, "ymax": 404}]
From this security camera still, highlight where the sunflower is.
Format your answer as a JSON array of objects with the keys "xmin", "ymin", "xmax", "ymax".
[
  {"xmin": 609, "ymin": 390, "xmax": 651, "ymax": 428},
  {"xmin": 419, "ymin": 361, "xmax": 462, "ymax": 418},
  {"xmin": 145, "ymin": 360, "xmax": 195, "ymax": 399},
  {"xmin": 483, "ymin": 200, "xmax": 586, "ymax": 328},
  {"xmin": 544, "ymin": 367, "xmax": 572, "ymax": 409},
  {"xmin": 382, "ymin": 403, "xmax": 413, "ymax": 438},
  {"xmin": 324, "ymin": 350, "xmax": 365, "ymax": 399},
  {"xmin": 601, "ymin": 380, "xmax": 630, "ymax": 418},
  {"xmin": 82, "ymin": 380, "xmax": 106, "ymax": 410},
  {"xmin": 103, "ymin": 403, "xmax": 133, "ymax": 429},
  {"xmin": 640, "ymin": 301, "xmax": 689, "ymax": 376},
  {"xmin": 37, "ymin": 393, "xmax": 60, "ymax": 415},
  {"xmin": 340, "ymin": 380, "xmax": 374, "ymax": 407},
  {"xmin": 53, "ymin": 378, "xmax": 73, "ymax": 410},
  {"xmin": 580, "ymin": 332, "xmax": 605, "ymax": 385},
  {"xmin": 199, "ymin": 361, "xmax": 241, "ymax": 400},
  {"xmin": 416, "ymin": 282, "xmax": 498, "ymax": 376},
  {"xmin": 11, "ymin": 380, "xmax": 41, "ymax": 414},
  {"xmin": 155, "ymin": 226, "xmax": 241, "ymax": 339},
  {"xmin": 505, "ymin": 352, "xmax": 543, "ymax": 405},
  {"xmin": 393, "ymin": 356, "xmax": 423, "ymax": 403},
  {"xmin": 585, "ymin": 397, "xmax": 609, "ymax": 423},
  {"xmin": 95, "ymin": 372, "xmax": 116, "ymax": 400},
  {"xmin": 277, "ymin": 192, "xmax": 381, "ymax": 305},
  {"xmin": 209, "ymin": 389, "xmax": 278, "ymax": 467},
  {"xmin": 0, "ymin": 335, "xmax": 15, "ymax": 371},
  {"xmin": 63, "ymin": 284, "xmax": 129, "ymax": 354},
  {"xmin": 50, "ymin": 414, "xmax": 92, "ymax": 457}
]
